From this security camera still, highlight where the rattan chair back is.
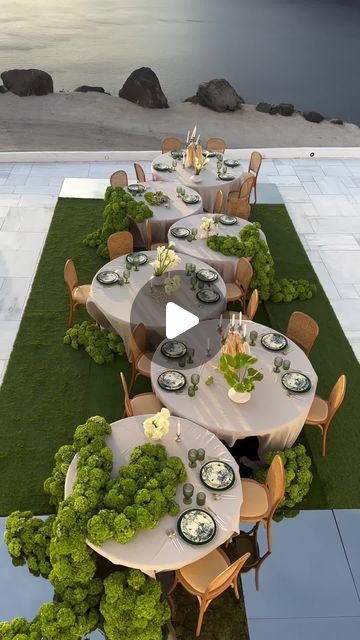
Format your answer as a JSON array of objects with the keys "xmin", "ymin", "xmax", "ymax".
[
  {"xmin": 286, "ymin": 311, "xmax": 319, "ymax": 356},
  {"xmin": 110, "ymin": 170, "xmax": 128, "ymax": 187},
  {"xmin": 107, "ymin": 231, "xmax": 134, "ymax": 260}
]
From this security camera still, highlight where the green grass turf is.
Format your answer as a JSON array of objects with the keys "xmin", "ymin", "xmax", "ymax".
[{"xmin": 0, "ymin": 199, "xmax": 358, "ymax": 516}]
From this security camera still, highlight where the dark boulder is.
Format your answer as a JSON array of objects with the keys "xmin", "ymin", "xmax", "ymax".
[
  {"xmin": 256, "ymin": 101, "xmax": 279, "ymax": 115},
  {"xmin": 0, "ymin": 85, "xmax": 8, "ymax": 94},
  {"xmin": 1, "ymin": 68, "xmax": 53, "ymax": 96},
  {"xmin": 184, "ymin": 95, "xmax": 199, "ymax": 104},
  {"xmin": 330, "ymin": 118, "xmax": 343, "ymax": 125},
  {"xmin": 196, "ymin": 79, "xmax": 244, "ymax": 112},
  {"xmin": 74, "ymin": 85, "xmax": 110, "ymax": 94},
  {"xmin": 303, "ymin": 111, "xmax": 324, "ymax": 123},
  {"xmin": 119, "ymin": 67, "xmax": 168, "ymax": 108},
  {"xmin": 277, "ymin": 103, "xmax": 294, "ymax": 116}
]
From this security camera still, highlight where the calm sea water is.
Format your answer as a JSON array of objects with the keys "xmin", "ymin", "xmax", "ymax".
[{"xmin": 1, "ymin": 0, "xmax": 360, "ymax": 122}]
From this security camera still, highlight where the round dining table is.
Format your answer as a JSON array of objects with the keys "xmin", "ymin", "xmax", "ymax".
[
  {"xmin": 151, "ymin": 153, "xmax": 245, "ymax": 213},
  {"xmin": 64, "ymin": 415, "xmax": 242, "ymax": 578},
  {"xmin": 86, "ymin": 252, "xmax": 226, "ymax": 359},
  {"xmin": 127, "ymin": 181, "xmax": 203, "ymax": 246},
  {"xmin": 151, "ymin": 319, "xmax": 318, "ymax": 460},
  {"xmin": 168, "ymin": 214, "xmax": 267, "ymax": 282}
]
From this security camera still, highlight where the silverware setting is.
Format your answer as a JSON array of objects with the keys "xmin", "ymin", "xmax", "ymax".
[
  {"xmin": 212, "ymin": 492, "xmax": 237, "ymax": 501},
  {"xmin": 166, "ymin": 528, "xmax": 183, "ymax": 551},
  {"xmin": 206, "ymin": 505, "xmax": 227, "ymax": 528}
]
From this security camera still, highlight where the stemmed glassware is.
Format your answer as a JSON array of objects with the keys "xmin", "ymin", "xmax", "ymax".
[
  {"xmin": 273, "ymin": 356, "xmax": 283, "ymax": 373},
  {"xmin": 283, "ymin": 359, "xmax": 291, "ymax": 371},
  {"xmin": 249, "ymin": 330, "xmax": 258, "ymax": 346},
  {"xmin": 172, "ymin": 160, "xmax": 177, "ymax": 172},
  {"xmin": 188, "ymin": 450, "xmax": 197, "ymax": 468},
  {"xmin": 191, "ymin": 373, "xmax": 200, "ymax": 390},
  {"xmin": 133, "ymin": 256, "xmax": 140, "ymax": 271},
  {"xmin": 123, "ymin": 269, "xmax": 130, "ymax": 284}
]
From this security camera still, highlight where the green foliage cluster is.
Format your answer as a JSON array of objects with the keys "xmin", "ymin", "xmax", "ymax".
[
  {"xmin": 219, "ymin": 352, "xmax": 263, "ymax": 393},
  {"xmin": 254, "ymin": 443, "xmax": 313, "ymax": 520},
  {"xmin": 144, "ymin": 190, "xmax": 170, "ymax": 206},
  {"xmin": 2, "ymin": 417, "xmax": 173, "ymax": 640},
  {"xmin": 63, "ymin": 320, "xmax": 124, "ymax": 364},
  {"xmin": 87, "ymin": 442, "xmax": 187, "ymax": 546},
  {"xmin": 207, "ymin": 223, "xmax": 316, "ymax": 302},
  {"xmin": 100, "ymin": 570, "xmax": 170, "ymax": 640},
  {"xmin": 83, "ymin": 187, "xmax": 152, "ymax": 258}
]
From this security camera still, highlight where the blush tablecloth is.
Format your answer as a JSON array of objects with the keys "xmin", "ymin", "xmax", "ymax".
[{"xmin": 65, "ymin": 415, "xmax": 242, "ymax": 578}]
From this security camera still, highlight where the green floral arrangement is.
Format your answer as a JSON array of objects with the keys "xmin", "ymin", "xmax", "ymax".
[
  {"xmin": 100, "ymin": 570, "xmax": 170, "ymax": 640},
  {"xmin": 144, "ymin": 190, "xmax": 170, "ymax": 205},
  {"xmin": 1, "ymin": 416, "xmax": 172, "ymax": 640},
  {"xmin": 219, "ymin": 352, "xmax": 263, "ymax": 393},
  {"xmin": 207, "ymin": 223, "xmax": 316, "ymax": 302},
  {"xmin": 63, "ymin": 321, "xmax": 124, "ymax": 364},
  {"xmin": 83, "ymin": 187, "xmax": 153, "ymax": 258},
  {"xmin": 87, "ymin": 442, "xmax": 187, "ymax": 545},
  {"xmin": 254, "ymin": 443, "xmax": 313, "ymax": 521}
]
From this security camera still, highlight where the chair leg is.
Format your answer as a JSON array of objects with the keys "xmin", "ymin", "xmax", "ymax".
[
  {"xmin": 234, "ymin": 576, "xmax": 240, "ymax": 600},
  {"xmin": 265, "ymin": 517, "xmax": 273, "ymax": 553},
  {"xmin": 195, "ymin": 599, "xmax": 207, "ymax": 638},
  {"xmin": 167, "ymin": 573, "xmax": 178, "ymax": 596},
  {"xmin": 68, "ymin": 300, "xmax": 75, "ymax": 327},
  {"xmin": 322, "ymin": 427, "xmax": 328, "ymax": 457},
  {"xmin": 255, "ymin": 566, "xmax": 260, "ymax": 591},
  {"xmin": 254, "ymin": 181, "xmax": 257, "ymax": 205},
  {"xmin": 129, "ymin": 365, "xmax": 136, "ymax": 394}
]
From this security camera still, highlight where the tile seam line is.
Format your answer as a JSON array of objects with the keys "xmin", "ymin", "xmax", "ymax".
[{"xmin": 332, "ymin": 509, "xmax": 360, "ymax": 603}]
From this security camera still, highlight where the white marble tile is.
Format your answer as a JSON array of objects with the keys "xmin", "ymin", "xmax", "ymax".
[
  {"xmin": 310, "ymin": 217, "xmax": 360, "ymax": 234},
  {"xmin": 348, "ymin": 187, "xmax": 360, "ymax": 204},
  {"xmin": 10, "ymin": 163, "xmax": 33, "ymax": 176},
  {"xmin": 335, "ymin": 284, "xmax": 360, "ymax": 299},
  {"xmin": 0, "ymin": 277, "xmax": 32, "ymax": 320},
  {"xmin": 0, "ymin": 185, "xmax": 16, "ymax": 194},
  {"xmin": 309, "ymin": 195, "xmax": 358, "ymax": 217},
  {"xmin": 331, "ymin": 299, "xmax": 360, "ymax": 331},
  {"xmin": 304, "ymin": 234, "xmax": 359, "ymax": 250},
  {"xmin": 305, "ymin": 249, "xmax": 322, "ymax": 262},
  {"xmin": 350, "ymin": 342, "xmax": 360, "ymax": 360},
  {"xmin": 273, "ymin": 163, "xmax": 296, "ymax": 176},
  {"xmin": 13, "ymin": 184, "xmax": 62, "ymax": 196},
  {"xmin": 320, "ymin": 250, "xmax": 360, "ymax": 284},
  {"xmin": 318, "ymin": 162, "xmax": 352, "ymax": 177},
  {"xmin": 19, "ymin": 195, "xmax": 57, "ymax": 207},
  {"xmin": 28, "ymin": 163, "xmax": 90, "ymax": 177},
  {"xmin": 341, "ymin": 176, "xmax": 357, "ymax": 188},
  {"xmin": 59, "ymin": 178, "xmax": 108, "ymax": 199},
  {"xmin": 277, "ymin": 186, "xmax": 310, "ymax": 202},
  {"xmin": 0, "ymin": 321, "xmax": 20, "ymax": 358},
  {"xmin": 345, "ymin": 163, "xmax": 360, "ymax": 177},
  {"xmin": 0, "ymin": 195, "xmax": 21, "ymax": 206},
  {"xmin": 314, "ymin": 176, "xmax": 349, "ymax": 195},
  {"xmin": 0, "ymin": 231, "xmax": 45, "ymax": 252},
  {"xmin": 248, "ymin": 618, "xmax": 360, "ymax": 640},
  {"xmin": 242, "ymin": 511, "xmax": 360, "ymax": 620},
  {"xmin": 0, "ymin": 163, "xmax": 15, "ymax": 171},
  {"xmin": 0, "ymin": 249, "xmax": 39, "ymax": 278},
  {"xmin": 2, "ymin": 207, "xmax": 54, "ymax": 232},
  {"xmin": 311, "ymin": 262, "xmax": 340, "ymax": 300},
  {"xmin": 254, "ymin": 160, "xmax": 278, "ymax": 176},
  {"xmin": 355, "ymin": 284, "xmax": 360, "ymax": 295},
  {"xmin": 88, "ymin": 162, "xmax": 134, "ymax": 178},
  {"xmin": 268, "ymin": 175, "xmax": 301, "ymax": 187},
  {"xmin": 284, "ymin": 204, "xmax": 317, "ymax": 232},
  {"xmin": 302, "ymin": 181, "xmax": 321, "ymax": 195}
]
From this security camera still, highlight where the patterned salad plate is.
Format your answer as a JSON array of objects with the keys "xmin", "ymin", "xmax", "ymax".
[
  {"xmin": 219, "ymin": 215, "xmax": 237, "ymax": 225},
  {"xmin": 177, "ymin": 509, "xmax": 217, "ymax": 545},
  {"xmin": 282, "ymin": 371, "xmax": 312, "ymax": 393},
  {"xmin": 196, "ymin": 269, "xmax": 219, "ymax": 283},
  {"xmin": 196, "ymin": 289, "xmax": 221, "ymax": 304},
  {"xmin": 224, "ymin": 159, "xmax": 240, "ymax": 167},
  {"xmin": 182, "ymin": 194, "xmax": 201, "ymax": 204},
  {"xmin": 127, "ymin": 184, "xmax": 146, "ymax": 194},
  {"xmin": 157, "ymin": 370, "xmax": 187, "ymax": 391},
  {"xmin": 218, "ymin": 173, "xmax": 236, "ymax": 181},
  {"xmin": 261, "ymin": 332, "xmax": 288, "ymax": 351},
  {"xmin": 171, "ymin": 150, "xmax": 183, "ymax": 160},
  {"xmin": 170, "ymin": 227, "xmax": 190, "ymax": 239},
  {"xmin": 153, "ymin": 163, "xmax": 171, "ymax": 171},
  {"xmin": 126, "ymin": 252, "xmax": 148, "ymax": 266},
  {"xmin": 200, "ymin": 461, "xmax": 236, "ymax": 491},
  {"xmin": 96, "ymin": 271, "xmax": 119, "ymax": 285},
  {"xmin": 203, "ymin": 151, "xmax": 216, "ymax": 158},
  {"xmin": 160, "ymin": 341, "xmax": 187, "ymax": 359}
]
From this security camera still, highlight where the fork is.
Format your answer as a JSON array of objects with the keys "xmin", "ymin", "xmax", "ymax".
[
  {"xmin": 206, "ymin": 505, "xmax": 227, "ymax": 528},
  {"xmin": 166, "ymin": 528, "xmax": 183, "ymax": 551}
]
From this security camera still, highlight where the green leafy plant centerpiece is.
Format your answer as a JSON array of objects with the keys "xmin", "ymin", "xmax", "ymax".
[
  {"xmin": 84, "ymin": 187, "xmax": 153, "ymax": 258},
  {"xmin": 63, "ymin": 321, "xmax": 124, "ymax": 364},
  {"xmin": 219, "ymin": 352, "xmax": 263, "ymax": 402},
  {"xmin": 144, "ymin": 190, "xmax": 171, "ymax": 206}
]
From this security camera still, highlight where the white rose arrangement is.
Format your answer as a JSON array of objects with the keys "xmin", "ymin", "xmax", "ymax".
[
  {"xmin": 199, "ymin": 216, "xmax": 216, "ymax": 239},
  {"xmin": 143, "ymin": 408, "xmax": 171, "ymax": 440},
  {"xmin": 150, "ymin": 242, "xmax": 181, "ymax": 276},
  {"xmin": 164, "ymin": 274, "xmax": 181, "ymax": 296}
]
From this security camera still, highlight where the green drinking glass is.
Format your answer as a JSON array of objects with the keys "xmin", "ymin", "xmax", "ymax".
[
  {"xmin": 191, "ymin": 373, "xmax": 200, "ymax": 390},
  {"xmin": 187, "ymin": 385, "xmax": 196, "ymax": 397},
  {"xmin": 183, "ymin": 482, "xmax": 194, "ymax": 504},
  {"xmin": 190, "ymin": 275, "xmax": 197, "ymax": 290},
  {"xmin": 123, "ymin": 269, "xmax": 130, "ymax": 284},
  {"xmin": 283, "ymin": 359, "xmax": 291, "ymax": 371},
  {"xmin": 249, "ymin": 330, "xmax": 258, "ymax": 346},
  {"xmin": 273, "ymin": 356, "xmax": 283, "ymax": 373},
  {"xmin": 196, "ymin": 492, "xmax": 206, "ymax": 506},
  {"xmin": 133, "ymin": 257, "xmax": 140, "ymax": 271},
  {"xmin": 178, "ymin": 355, "xmax": 186, "ymax": 368},
  {"xmin": 197, "ymin": 448, "xmax": 205, "ymax": 461},
  {"xmin": 188, "ymin": 449, "xmax": 197, "ymax": 468},
  {"xmin": 185, "ymin": 262, "xmax": 192, "ymax": 276},
  {"xmin": 198, "ymin": 280, "xmax": 204, "ymax": 290},
  {"xmin": 187, "ymin": 347, "xmax": 195, "ymax": 364}
]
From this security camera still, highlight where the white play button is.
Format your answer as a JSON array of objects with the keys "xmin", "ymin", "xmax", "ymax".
[{"xmin": 165, "ymin": 302, "xmax": 199, "ymax": 339}]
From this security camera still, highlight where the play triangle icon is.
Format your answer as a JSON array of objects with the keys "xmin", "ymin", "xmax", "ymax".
[{"xmin": 165, "ymin": 302, "xmax": 199, "ymax": 339}]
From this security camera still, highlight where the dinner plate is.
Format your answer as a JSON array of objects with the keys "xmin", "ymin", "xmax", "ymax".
[
  {"xmin": 261, "ymin": 332, "xmax": 288, "ymax": 351},
  {"xmin": 218, "ymin": 173, "xmax": 236, "ymax": 181},
  {"xmin": 282, "ymin": 371, "xmax": 312, "ymax": 393},
  {"xmin": 157, "ymin": 370, "xmax": 187, "ymax": 391},
  {"xmin": 200, "ymin": 460, "xmax": 236, "ymax": 491},
  {"xmin": 127, "ymin": 184, "xmax": 146, "ymax": 194},
  {"xmin": 126, "ymin": 252, "xmax": 148, "ymax": 266},
  {"xmin": 224, "ymin": 159, "xmax": 241, "ymax": 167},
  {"xmin": 96, "ymin": 271, "xmax": 119, "ymax": 285},
  {"xmin": 182, "ymin": 194, "xmax": 201, "ymax": 204},
  {"xmin": 196, "ymin": 269, "xmax": 219, "ymax": 283},
  {"xmin": 196, "ymin": 289, "xmax": 221, "ymax": 304},
  {"xmin": 160, "ymin": 340, "xmax": 187, "ymax": 359},
  {"xmin": 177, "ymin": 509, "xmax": 216, "ymax": 545},
  {"xmin": 203, "ymin": 151, "xmax": 216, "ymax": 158},
  {"xmin": 153, "ymin": 163, "xmax": 171, "ymax": 172},
  {"xmin": 219, "ymin": 215, "xmax": 237, "ymax": 225},
  {"xmin": 170, "ymin": 150, "xmax": 183, "ymax": 160},
  {"xmin": 170, "ymin": 227, "xmax": 190, "ymax": 239}
]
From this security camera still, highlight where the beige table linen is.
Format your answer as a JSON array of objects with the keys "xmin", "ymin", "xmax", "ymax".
[
  {"xmin": 86, "ymin": 252, "xmax": 226, "ymax": 359},
  {"xmin": 168, "ymin": 214, "xmax": 267, "ymax": 282},
  {"xmin": 151, "ymin": 320, "xmax": 317, "ymax": 460},
  {"xmin": 65, "ymin": 415, "xmax": 242, "ymax": 578},
  {"xmin": 128, "ymin": 181, "xmax": 203, "ymax": 246},
  {"xmin": 151, "ymin": 153, "xmax": 244, "ymax": 213}
]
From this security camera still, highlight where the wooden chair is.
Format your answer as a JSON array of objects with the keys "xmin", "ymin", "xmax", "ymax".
[
  {"xmin": 213, "ymin": 189, "xmax": 224, "ymax": 214},
  {"xmin": 244, "ymin": 288, "xmax": 259, "ymax": 320},
  {"xmin": 305, "ymin": 374, "xmax": 346, "ymax": 456},
  {"xmin": 64, "ymin": 259, "xmax": 90, "ymax": 327},
  {"xmin": 233, "ymin": 526, "xmax": 271, "ymax": 591},
  {"xmin": 110, "ymin": 170, "xmax": 128, "ymax": 187},
  {"xmin": 128, "ymin": 323, "xmax": 154, "ymax": 393},
  {"xmin": 225, "ymin": 257, "xmax": 253, "ymax": 307},
  {"xmin": 239, "ymin": 455, "xmax": 285, "ymax": 553},
  {"xmin": 134, "ymin": 163, "xmax": 146, "ymax": 183},
  {"xmin": 286, "ymin": 311, "xmax": 319, "ymax": 356},
  {"xmin": 120, "ymin": 372, "xmax": 162, "ymax": 418},
  {"xmin": 227, "ymin": 176, "xmax": 255, "ymax": 220},
  {"xmin": 206, "ymin": 138, "xmax": 226, "ymax": 154},
  {"xmin": 168, "ymin": 548, "xmax": 250, "ymax": 637},
  {"xmin": 107, "ymin": 231, "xmax": 134, "ymax": 260},
  {"xmin": 248, "ymin": 151, "xmax": 262, "ymax": 204},
  {"xmin": 145, "ymin": 219, "xmax": 165, "ymax": 251},
  {"xmin": 161, "ymin": 137, "xmax": 182, "ymax": 154}
]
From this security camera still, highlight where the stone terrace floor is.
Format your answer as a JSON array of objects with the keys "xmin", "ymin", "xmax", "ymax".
[{"xmin": 0, "ymin": 156, "xmax": 360, "ymax": 638}]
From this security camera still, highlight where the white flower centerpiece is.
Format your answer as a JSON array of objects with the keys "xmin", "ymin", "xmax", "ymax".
[
  {"xmin": 150, "ymin": 242, "xmax": 181, "ymax": 286},
  {"xmin": 199, "ymin": 216, "xmax": 216, "ymax": 239},
  {"xmin": 143, "ymin": 408, "xmax": 171, "ymax": 440}
]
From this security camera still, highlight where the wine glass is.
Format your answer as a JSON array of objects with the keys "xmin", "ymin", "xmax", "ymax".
[
  {"xmin": 133, "ymin": 256, "xmax": 140, "ymax": 271},
  {"xmin": 172, "ymin": 160, "xmax": 177, "ymax": 172},
  {"xmin": 191, "ymin": 373, "xmax": 200, "ymax": 390},
  {"xmin": 283, "ymin": 359, "xmax": 291, "ymax": 371},
  {"xmin": 176, "ymin": 186, "xmax": 181, "ymax": 198},
  {"xmin": 191, "ymin": 228, "xmax": 198, "ymax": 239},
  {"xmin": 190, "ymin": 275, "xmax": 197, "ymax": 290},
  {"xmin": 196, "ymin": 492, "xmax": 206, "ymax": 506},
  {"xmin": 249, "ymin": 330, "xmax": 258, "ymax": 346},
  {"xmin": 187, "ymin": 347, "xmax": 195, "ymax": 364},
  {"xmin": 273, "ymin": 356, "xmax": 283, "ymax": 373},
  {"xmin": 183, "ymin": 482, "xmax": 194, "ymax": 503},
  {"xmin": 185, "ymin": 262, "xmax": 192, "ymax": 276},
  {"xmin": 123, "ymin": 269, "xmax": 130, "ymax": 284},
  {"xmin": 188, "ymin": 450, "xmax": 197, "ymax": 468}
]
